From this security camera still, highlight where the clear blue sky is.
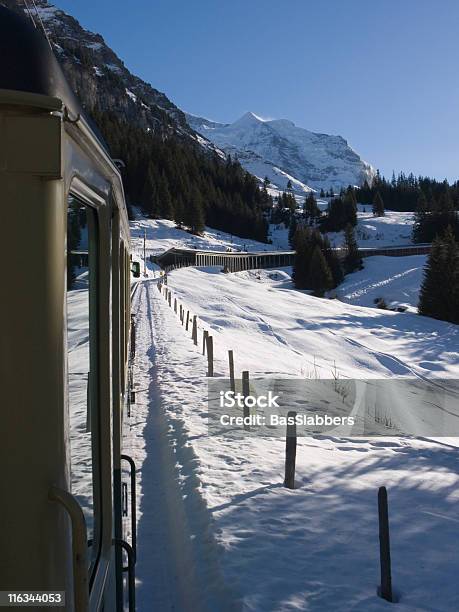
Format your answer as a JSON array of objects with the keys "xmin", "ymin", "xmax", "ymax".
[{"xmin": 55, "ymin": 0, "xmax": 459, "ymax": 181}]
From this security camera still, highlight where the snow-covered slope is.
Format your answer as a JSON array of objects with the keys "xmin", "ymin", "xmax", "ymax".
[
  {"xmin": 127, "ymin": 268, "xmax": 459, "ymax": 612},
  {"xmin": 167, "ymin": 265, "xmax": 458, "ymax": 380},
  {"xmin": 126, "ymin": 216, "xmax": 459, "ymax": 611},
  {"xmin": 130, "ymin": 208, "xmax": 416, "ymax": 260},
  {"xmin": 327, "ymin": 208, "xmax": 416, "ymax": 249},
  {"xmin": 187, "ymin": 111, "xmax": 375, "ymax": 193},
  {"xmin": 339, "ymin": 255, "xmax": 426, "ymax": 312}
]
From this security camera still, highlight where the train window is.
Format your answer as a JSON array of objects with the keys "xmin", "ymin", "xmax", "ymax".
[{"xmin": 66, "ymin": 194, "xmax": 100, "ymax": 575}]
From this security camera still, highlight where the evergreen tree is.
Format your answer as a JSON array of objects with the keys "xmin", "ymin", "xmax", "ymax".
[
  {"xmin": 412, "ymin": 192, "xmax": 428, "ymax": 243},
  {"xmin": 89, "ymin": 109, "xmax": 271, "ymax": 242},
  {"xmin": 304, "ymin": 192, "xmax": 320, "ymax": 223},
  {"xmin": 293, "ymin": 227, "xmax": 342, "ymax": 291},
  {"xmin": 343, "ymin": 223, "xmax": 362, "ymax": 273},
  {"xmin": 158, "ymin": 174, "xmax": 174, "ymax": 219},
  {"xmin": 174, "ymin": 195, "xmax": 185, "ymax": 228},
  {"xmin": 185, "ymin": 188, "xmax": 205, "ymax": 234},
  {"xmin": 320, "ymin": 188, "xmax": 325, "ymax": 198},
  {"xmin": 320, "ymin": 196, "xmax": 357, "ymax": 232},
  {"xmin": 307, "ymin": 246, "xmax": 334, "ymax": 297},
  {"xmin": 356, "ymin": 170, "xmax": 459, "ymax": 214},
  {"xmin": 412, "ymin": 191, "xmax": 459, "ymax": 243},
  {"xmin": 293, "ymin": 227, "xmax": 312, "ymax": 289},
  {"xmin": 288, "ymin": 216, "xmax": 298, "ymax": 248},
  {"xmin": 343, "ymin": 190, "xmax": 358, "ymax": 225},
  {"xmin": 418, "ymin": 227, "xmax": 459, "ymax": 323},
  {"xmin": 322, "ymin": 236, "xmax": 344, "ymax": 286},
  {"xmin": 372, "ymin": 191, "xmax": 385, "ymax": 216}
]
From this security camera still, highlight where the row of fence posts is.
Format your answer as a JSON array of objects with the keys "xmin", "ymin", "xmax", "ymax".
[
  {"xmin": 159, "ymin": 282, "xmax": 215, "ymax": 377},
  {"xmin": 156, "ymin": 277, "xmax": 394, "ymax": 604}
]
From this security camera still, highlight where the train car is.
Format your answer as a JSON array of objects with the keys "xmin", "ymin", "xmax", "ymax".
[{"xmin": 0, "ymin": 6, "xmax": 136, "ymax": 610}]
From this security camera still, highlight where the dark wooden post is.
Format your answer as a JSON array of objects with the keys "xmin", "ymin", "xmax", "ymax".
[
  {"xmin": 242, "ymin": 370, "xmax": 250, "ymax": 430},
  {"xmin": 180, "ymin": 304, "xmax": 183, "ymax": 320},
  {"xmin": 207, "ymin": 335, "xmax": 214, "ymax": 377},
  {"xmin": 202, "ymin": 330, "xmax": 208, "ymax": 355},
  {"xmin": 192, "ymin": 315, "xmax": 198, "ymax": 345},
  {"xmin": 284, "ymin": 411, "xmax": 297, "ymax": 489},
  {"xmin": 378, "ymin": 486, "xmax": 393, "ymax": 603},
  {"xmin": 168, "ymin": 292, "xmax": 171, "ymax": 307},
  {"xmin": 174, "ymin": 298, "xmax": 177, "ymax": 313},
  {"xmin": 228, "ymin": 350, "xmax": 235, "ymax": 393},
  {"xmin": 185, "ymin": 311, "xmax": 190, "ymax": 331}
]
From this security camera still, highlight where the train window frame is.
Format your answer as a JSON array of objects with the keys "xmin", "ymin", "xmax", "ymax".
[
  {"xmin": 65, "ymin": 188, "xmax": 103, "ymax": 584},
  {"xmin": 65, "ymin": 173, "xmax": 117, "ymax": 600}
]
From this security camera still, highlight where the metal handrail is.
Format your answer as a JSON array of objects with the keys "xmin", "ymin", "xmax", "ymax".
[
  {"xmin": 113, "ymin": 539, "xmax": 135, "ymax": 612},
  {"xmin": 121, "ymin": 454, "xmax": 137, "ymax": 562},
  {"xmin": 49, "ymin": 486, "xmax": 89, "ymax": 611}
]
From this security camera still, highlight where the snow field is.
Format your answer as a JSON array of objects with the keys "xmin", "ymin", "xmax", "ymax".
[
  {"xmin": 125, "ymin": 214, "xmax": 459, "ymax": 610},
  {"xmin": 128, "ymin": 275, "xmax": 459, "ymax": 611},
  {"xmin": 166, "ymin": 265, "xmax": 458, "ymax": 380},
  {"xmin": 338, "ymin": 255, "xmax": 426, "ymax": 312},
  {"xmin": 129, "ymin": 208, "xmax": 417, "ymax": 262}
]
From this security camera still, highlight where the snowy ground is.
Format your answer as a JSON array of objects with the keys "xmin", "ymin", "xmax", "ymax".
[
  {"xmin": 339, "ymin": 255, "xmax": 426, "ymax": 312},
  {"xmin": 165, "ymin": 265, "xmax": 458, "ymax": 380},
  {"xmin": 324, "ymin": 208, "xmax": 415, "ymax": 249},
  {"xmin": 127, "ymin": 276, "xmax": 459, "ymax": 612},
  {"xmin": 129, "ymin": 216, "xmax": 280, "ymax": 261},
  {"xmin": 124, "ymin": 214, "xmax": 459, "ymax": 611},
  {"xmin": 129, "ymin": 207, "xmax": 416, "ymax": 259}
]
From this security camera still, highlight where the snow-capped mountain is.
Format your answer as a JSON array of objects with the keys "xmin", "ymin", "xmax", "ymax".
[
  {"xmin": 187, "ymin": 111, "xmax": 375, "ymax": 193},
  {"xmin": 5, "ymin": 0, "xmax": 372, "ymax": 201}
]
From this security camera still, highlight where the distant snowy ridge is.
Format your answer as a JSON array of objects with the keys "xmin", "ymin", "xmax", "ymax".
[{"xmin": 186, "ymin": 111, "xmax": 375, "ymax": 194}]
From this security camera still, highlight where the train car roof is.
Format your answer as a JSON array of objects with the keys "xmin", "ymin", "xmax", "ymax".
[
  {"xmin": 0, "ymin": 6, "xmax": 111, "ymax": 153},
  {"xmin": 0, "ymin": 6, "xmax": 82, "ymax": 114}
]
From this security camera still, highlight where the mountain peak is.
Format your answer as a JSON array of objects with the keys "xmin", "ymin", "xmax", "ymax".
[
  {"xmin": 232, "ymin": 111, "xmax": 266, "ymax": 126},
  {"xmin": 187, "ymin": 111, "xmax": 375, "ymax": 192}
]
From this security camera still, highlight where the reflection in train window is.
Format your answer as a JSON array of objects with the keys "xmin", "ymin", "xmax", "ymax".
[{"xmin": 66, "ymin": 195, "xmax": 99, "ymax": 574}]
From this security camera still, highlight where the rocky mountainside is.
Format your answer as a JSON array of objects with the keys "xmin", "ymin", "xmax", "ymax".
[
  {"xmin": 187, "ymin": 111, "xmax": 375, "ymax": 193},
  {"xmin": 2, "ymin": 0, "xmax": 270, "ymax": 240},
  {"xmin": 2, "ymin": 0, "xmax": 213, "ymax": 148}
]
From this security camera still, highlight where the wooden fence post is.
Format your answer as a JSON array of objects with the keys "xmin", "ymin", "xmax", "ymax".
[
  {"xmin": 207, "ymin": 335, "xmax": 214, "ymax": 377},
  {"xmin": 185, "ymin": 311, "xmax": 190, "ymax": 331},
  {"xmin": 202, "ymin": 330, "xmax": 208, "ymax": 355},
  {"xmin": 284, "ymin": 411, "xmax": 297, "ymax": 489},
  {"xmin": 192, "ymin": 316, "xmax": 198, "ymax": 345},
  {"xmin": 378, "ymin": 486, "xmax": 393, "ymax": 603},
  {"xmin": 168, "ymin": 292, "xmax": 171, "ymax": 307},
  {"xmin": 242, "ymin": 371, "xmax": 250, "ymax": 430},
  {"xmin": 228, "ymin": 350, "xmax": 235, "ymax": 393},
  {"xmin": 180, "ymin": 304, "xmax": 183, "ymax": 320},
  {"xmin": 174, "ymin": 298, "xmax": 177, "ymax": 313}
]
